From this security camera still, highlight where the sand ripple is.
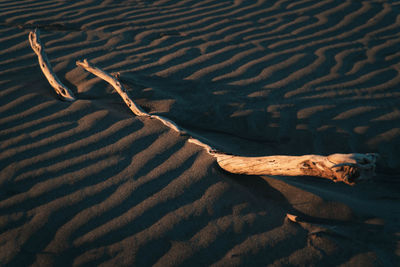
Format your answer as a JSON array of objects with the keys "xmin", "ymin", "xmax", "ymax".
[{"xmin": 1, "ymin": 0, "xmax": 399, "ymax": 266}]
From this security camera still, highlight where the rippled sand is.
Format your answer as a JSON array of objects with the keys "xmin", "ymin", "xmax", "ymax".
[{"xmin": 1, "ymin": 0, "xmax": 399, "ymax": 266}]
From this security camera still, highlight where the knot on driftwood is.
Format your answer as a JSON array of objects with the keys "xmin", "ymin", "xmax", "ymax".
[
  {"xmin": 28, "ymin": 29, "xmax": 42, "ymax": 54},
  {"xmin": 329, "ymin": 153, "xmax": 379, "ymax": 185}
]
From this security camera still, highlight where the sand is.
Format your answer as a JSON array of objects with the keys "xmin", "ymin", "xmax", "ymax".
[{"xmin": 1, "ymin": 0, "xmax": 399, "ymax": 266}]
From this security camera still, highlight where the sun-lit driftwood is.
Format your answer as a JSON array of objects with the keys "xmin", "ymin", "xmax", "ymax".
[
  {"xmin": 76, "ymin": 59, "xmax": 148, "ymax": 116},
  {"xmin": 76, "ymin": 59, "xmax": 216, "ymax": 153},
  {"xmin": 29, "ymin": 29, "xmax": 75, "ymax": 101},
  {"xmin": 75, "ymin": 59, "xmax": 379, "ymax": 185},
  {"xmin": 215, "ymin": 153, "xmax": 379, "ymax": 185}
]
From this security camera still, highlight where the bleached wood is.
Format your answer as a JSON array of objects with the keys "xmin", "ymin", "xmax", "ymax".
[
  {"xmin": 76, "ymin": 59, "xmax": 148, "ymax": 117},
  {"xmin": 76, "ymin": 59, "xmax": 217, "ymax": 153},
  {"xmin": 286, "ymin": 214, "xmax": 299, "ymax": 222},
  {"xmin": 76, "ymin": 59, "xmax": 379, "ymax": 185},
  {"xmin": 150, "ymin": 114, "xmax": 184, "ymax": 133},
  {"xmin": 215, "ymin": 153, "xmax": 379, "ymax": 185},
  {"xmin": 29, "ymin": 29, "xmax": 75, "ymax": 101}
]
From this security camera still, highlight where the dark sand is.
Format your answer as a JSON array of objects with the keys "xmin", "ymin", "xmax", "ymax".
[{"xmin": 1, "ymin": 0, "xmax": 399, "ymax": 266}]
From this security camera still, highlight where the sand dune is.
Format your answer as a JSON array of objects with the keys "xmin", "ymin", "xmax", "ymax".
[{"xmin": 1, "ymin": 0, "xmax": 399, "ymax": 266}]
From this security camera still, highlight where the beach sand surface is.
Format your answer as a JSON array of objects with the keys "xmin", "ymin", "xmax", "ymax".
[{"xmin": 1, "ymin": 0, "xmax": 399, "ymax": 266}]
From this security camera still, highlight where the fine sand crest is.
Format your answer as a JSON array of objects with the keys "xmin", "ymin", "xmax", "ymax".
[{"xmin": 1, "ymin": 0, "xmax": 399, "ymax": 266}]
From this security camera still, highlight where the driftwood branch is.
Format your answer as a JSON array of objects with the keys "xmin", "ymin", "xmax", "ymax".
[
  {"xmin": 75, "ymin": 59, "xmax": 379, "ymax": 185},
  {"xmin": 29, "ymin": 29, "xmax": 75, "ymax": 101},
  {"xmin": 76, "ymin": 59, "xmax": 216, "ymax": 153},
  {"xmin": 27, "ymin": 29, "xmax": 381, "ymax": 186},
  {"xmin": 215, "ymin": 153, "xmax": 379, "ymax": 185},
  {"xmin": 76, "ymin": 59, "xmax": 148, "ymax": 116}
]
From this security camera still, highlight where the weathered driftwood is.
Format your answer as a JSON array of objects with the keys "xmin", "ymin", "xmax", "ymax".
[
  {"xmin": 74, "ymin": 59, "xmax": 379, "ymax": 185},
  {"xmin": 76, "ymin": 59, "xmax": 216, "ymax": 153},
  {"xmin": 76, "ymin": 59, "xmax": 148, "ymax": 116},
  {"xmin": 215, "ymin": 153, "xmax": 378, "ymax": 185},
  {"xmin": 29, "ymin": 29, "xmax": 75, "ymax": 101}
]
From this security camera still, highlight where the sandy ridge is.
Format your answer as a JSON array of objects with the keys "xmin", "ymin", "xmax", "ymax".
[{"xmin": 1, "ymin": 0, "xmax": 399, "ymax": 266}]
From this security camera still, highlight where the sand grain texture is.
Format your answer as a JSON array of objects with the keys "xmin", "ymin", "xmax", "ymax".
[{"xmin": 1, "ymin": 0, "xmax": 399, "ymax": 266}]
